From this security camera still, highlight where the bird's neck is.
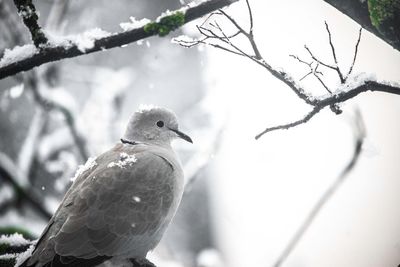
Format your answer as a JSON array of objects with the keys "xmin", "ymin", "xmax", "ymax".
[{"xmin": 121, "ymin": 135, "xmax": 172, "ymax": 149}]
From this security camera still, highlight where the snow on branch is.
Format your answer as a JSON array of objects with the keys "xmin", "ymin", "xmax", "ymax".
[
  {"xmin": 173, "ymin": 0, "xmax": 400, "ymax": 140},
  {"xmin": 0, "ymin": 0, "xmax": 238, "ymax": 81}
]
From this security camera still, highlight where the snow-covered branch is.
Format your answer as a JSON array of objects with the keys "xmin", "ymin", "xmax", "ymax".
[
  {"xmin": 0, "ymin": 0, "xmax": 238, "ymax": 81},
  {"xmin": 173, "ymin": 0, "xmax": 400, "ymax": 139}
]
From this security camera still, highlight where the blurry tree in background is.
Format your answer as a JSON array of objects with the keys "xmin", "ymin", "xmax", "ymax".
[
  {"xmin": 0, "ymin": 0, "xmax": 235, "ymax": 266},
  {"xmin": 0, "ymin": 0, "xmax": 399, "ymax": 267}
]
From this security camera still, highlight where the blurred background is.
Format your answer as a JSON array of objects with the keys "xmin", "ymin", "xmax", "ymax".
[{"xmin": 0, "ymin": 0, "xmax": 400, "ymax": 266}]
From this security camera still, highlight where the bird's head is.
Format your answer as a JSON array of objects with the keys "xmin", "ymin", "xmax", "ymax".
[{"xmin": 123, "ymin": 105, "xmax": 193, "ymax": 146}]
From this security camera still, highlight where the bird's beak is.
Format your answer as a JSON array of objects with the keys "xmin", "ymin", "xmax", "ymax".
[{"xmin": 168, "ymin": 128, "xmax": 193, "ymax": 143}]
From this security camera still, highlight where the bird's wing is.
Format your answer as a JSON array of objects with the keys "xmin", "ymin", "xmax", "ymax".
[{"xmin": 28, "ymin": 144, "xmax": 179, "ymax": 267}]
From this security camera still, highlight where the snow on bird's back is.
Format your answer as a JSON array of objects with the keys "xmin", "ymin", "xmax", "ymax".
[
  {"xmin": 71, "ymin": 157, "xmax": 97, "ymax": 182},
  {"xmin": 108, "ymin": 153, "xmax": 137, "ymax": 168}
]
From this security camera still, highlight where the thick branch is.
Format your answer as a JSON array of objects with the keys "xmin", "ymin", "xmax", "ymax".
[
  {"xmin": 0, "ymin": 0, "xmax": 238, "ymax": 81},
  {"xmin": 12, "ymin": 0, "xmax": 47, "ymax": 47}
]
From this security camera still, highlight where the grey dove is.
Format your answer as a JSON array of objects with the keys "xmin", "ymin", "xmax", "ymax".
[{"xmin": 20, "ymin": 106, "xmax": 192, "ymax": 267}]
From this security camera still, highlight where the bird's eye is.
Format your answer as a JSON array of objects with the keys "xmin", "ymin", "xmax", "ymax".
[{"xmin": 156, "ymin": 120, "xmax": 164, "ymax": 128}]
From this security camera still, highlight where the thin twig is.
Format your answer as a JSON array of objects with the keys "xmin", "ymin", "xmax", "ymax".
[
  {"xmin": 304, "ymin": 45, "xmax": 336, "ymax": 71},
  {"xmin": 255, "ymin": 106, "xmax": 322, "ymax": 139},
  {"xmin": 245, "ymin": 0, "xmax": 254, "ymax": 35},
  {"xmin": 325, "ymin": 21, "xmax": 345, "ymax": 83},
  {"xmin": 345, "ymin": 27, "xmax": 362, "ymax": 79},
  {"xmin": 290, "ymin": 55, "xmax": 332, "ymax": 94}
]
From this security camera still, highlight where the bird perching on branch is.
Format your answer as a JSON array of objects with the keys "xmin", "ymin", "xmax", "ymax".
[{"xmin": 19, "ymin": 106, "xmax": 192, "ymax": 267}]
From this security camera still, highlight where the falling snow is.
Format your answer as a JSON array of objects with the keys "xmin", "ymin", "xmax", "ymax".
[
  {"xmin": 9, "ymin": 84, "xmax": 24, "ymax": 99},
  {"xmin": 132, "ymin": 196, "xmax": 141, "ymax": 202}
]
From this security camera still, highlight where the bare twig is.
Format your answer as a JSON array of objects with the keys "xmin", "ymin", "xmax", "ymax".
[
  {"xmin": 271, "ymin": 109, "xmax": 365, "ymax": 267},
  {"xmin": 289, "ymin": 55, "xmax": 332, "ymax": 93},
  {"xmin": 345, "ymin": 27, "xmax": 363, "ymax": 79},
  {"xmin": 304, "ymin": 45, "xmax": 336, "ymax": 71},
  {"xmin": 12, "ymin": 0, "xmax": 48, "ymax": 47},
  {"xmin": 0, "ymin": 0, "xmax": 238, "ymax": 80},
  {"xmin": 324, "ymin": 22, "xmax": 345, "ymax": 83},
  {"xmin": 255, "ymin": 106, "xmax": 322, "ymax": 139}
]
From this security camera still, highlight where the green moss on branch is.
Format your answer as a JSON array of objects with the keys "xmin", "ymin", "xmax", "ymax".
[{"xmin": 144, "ymin": 11, "xmax": 185, "ymax": 37}]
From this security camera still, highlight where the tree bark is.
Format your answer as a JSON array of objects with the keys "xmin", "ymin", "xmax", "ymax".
[{"xmin": 323, "ymin": 0, "xmax": 400, "ymax": 51}]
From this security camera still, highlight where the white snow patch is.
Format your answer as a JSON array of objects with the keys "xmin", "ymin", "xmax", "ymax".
[
  {"xmin": 73, "ymin": 28, "xmax": 111, "ymax": 52},
  {"xmin": 9, "ymin": 84, "xmax": 24, "ymax": 99},
  {"xmin": 378, "ymin": 78, "xmax": 400, "ymax": 88},
  {"xmin": 0, "ymin": 44, "xmax": 37, "ymax": 67},
  {"xmin": 138, "ymin": 104, "xmax": 157, "ymax": 113},
  {"xmin": 132, "ymin": 196, "xmax": 141, "ymax": 202},
  {"xmin": 71, "ymin": 157, "xmax": 97, "ymax": 182},
  {"xmin": 0, "ymin": 233, "xmax": 30, "ymax": 246},
  {"xmin": 120, "ymin": 17, "xmax": 151, "ymax": 31},
  {"xmin": 341, "ymin": 72, "xmax": 377, "ymax": 91},
  {"xmin": 46, "ymin": 28, "xmax": 111, "ymax": 52},
  {"xmin": 107, "ymin": 153, "xmax": 137, "ymax": 168},
  {"xmin": 196, "ymin": 248, "xmax": 223, "ymax": 267},
  {"xmin": 14, "ymin": 244, "xmax": 35, "ymax": 267},
  {"xmin": 171, "ymin": 34, "xmax": 197, "ymax": 45},
  {"xmin": 45, "ymin": 31, "xmax": 73, "ymax": 49}
]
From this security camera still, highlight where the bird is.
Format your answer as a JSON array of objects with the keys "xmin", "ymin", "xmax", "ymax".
[{"xmin": 19, "ymin": 106, "xmax": 192, "ymax": 267}]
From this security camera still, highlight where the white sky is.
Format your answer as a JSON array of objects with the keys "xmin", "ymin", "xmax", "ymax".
[{"xmin": 188, "ymin": 0, "xmax": 400, "ymax": 266}]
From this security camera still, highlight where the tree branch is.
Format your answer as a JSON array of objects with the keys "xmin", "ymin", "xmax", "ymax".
[
  {"xmin": 345, "ymin": 27, "xmax": 362, "ymax": 79},
  {"xmin": 12, "ymin": 0, "xmax": 47, "ymax": 47},
  {"xmin": 26, "ymin": 74, "xmax": 90, "ymax": 161},
  {"xmin": 0, "ymin": 152, "xmax": 52, "ymax": 220},
  {"xmin": 255, "ymin": 81, "xmax": 400, "ymax": 138},
  {"xmin": 271, "ymin": 109, "xmax": 365, "ymax": 267},
  {"xmin": 0, "ymin": 0, "xmax": 238, "ymax": 81},
  {"xmin": 255, "ymin": 106, "xmax": 322, "ymax": 139}
]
